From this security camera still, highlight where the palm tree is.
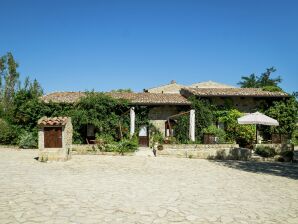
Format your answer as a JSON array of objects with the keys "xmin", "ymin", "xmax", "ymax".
[
  {"xmin": 238, "ymin": 67, "xmax": 282, "ymax": 88},
  {"xmin": 238, "ymin": 74, "xmax": 259, "ymax": 88},
  {"xmin": 258, "ymin": 67, "xmax": 282, "ymax": 87}
]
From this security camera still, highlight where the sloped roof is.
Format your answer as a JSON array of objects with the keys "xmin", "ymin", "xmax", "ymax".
[
  {"xmin": 145, "ymin": 80, "xmax": 186, "ymax": 94},
  {"xmin": 181, "ymin": 87, "xmax": 289, "ymax": 97},
  {"xmin": 38, "ymin": 117, "xmax": 69, "ymax": 126},
  {"xmin": 190, "ymin": 81, "xmax": 236, "ymax": 88},
  {"xmin": 41, "ymin": 92, "xmax": 191, "ymax": 105},
  {"xmin": 42, "ymin": 92, "xmax": 86, "ymax": 103},
  {"xmin": 109, "ymin": 92, "xmax": 190, "ymax": 105}
]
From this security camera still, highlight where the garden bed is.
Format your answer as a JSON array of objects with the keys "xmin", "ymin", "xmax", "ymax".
[{"xmin": 72, "ymin": 144, "xmax": 135, "ymax": 156}]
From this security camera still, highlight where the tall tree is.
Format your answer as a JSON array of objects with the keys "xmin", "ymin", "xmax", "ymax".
[
  {"xmin": 238, "ymin": 67, "xmax": 282, "ymax": 89},
  {"xmin": 0, "ymin": 56, "xmax": 6, "ymax": 99},
  {"xmin": 258, "ymin": 67, "xmax": 282, "ymax": 87},
  {"xmin": 237, "ymin": 74, "xmax": 259, "ymax": 88},
  {"xmin": 0, "ymin": 52, "xmax": 20, "ymax": 106}
]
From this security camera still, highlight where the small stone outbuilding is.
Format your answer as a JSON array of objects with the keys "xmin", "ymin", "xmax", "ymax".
[{"xmin": 38, "ymin": 117, "xmax": 73, "ymax": 161}]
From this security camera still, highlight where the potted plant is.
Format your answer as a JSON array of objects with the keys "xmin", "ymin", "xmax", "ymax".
[{"xmin": 202, "ymin": 125, "xmax": 226, "ymax": 144}]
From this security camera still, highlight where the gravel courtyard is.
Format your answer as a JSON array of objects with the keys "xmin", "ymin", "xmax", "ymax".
[{"xmin": 0, "ymin": 149, "xmax": 298, "ymax": 224}]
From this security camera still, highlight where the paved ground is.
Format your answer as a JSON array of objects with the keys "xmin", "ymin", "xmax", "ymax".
[{"xmin": 1, "ymin": 149, "xmax": 298, "ymax": 224}]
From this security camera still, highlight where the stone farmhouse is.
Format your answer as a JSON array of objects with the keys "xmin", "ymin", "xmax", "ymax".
[{"xmin": 42, "ymin": 81, "xmax": 288, "ymax": 146}]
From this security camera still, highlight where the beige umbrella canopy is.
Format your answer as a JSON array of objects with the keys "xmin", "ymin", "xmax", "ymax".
[
  {"xmin": 237, "ymin": 112, "xmax": 279, "ymax": 143},
  {"xmin": 238, "ymin": 112, "xmax": 279, "ymax": 126}
]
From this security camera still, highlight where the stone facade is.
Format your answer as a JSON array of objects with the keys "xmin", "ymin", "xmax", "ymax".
[
  {"xmin": 38, "ymin": 117, "xmax": 73, "ymax": 161},
  {"xmin": 148, "ymin": 105, "xmax": 188, "ymax": 136},
  {"xmin": 157, "ymin": 144, "xmax": 251, "ymax": 160},
  {"xmin": 206, "ymin": 96, "xmax": 267, "ymax": 113}
]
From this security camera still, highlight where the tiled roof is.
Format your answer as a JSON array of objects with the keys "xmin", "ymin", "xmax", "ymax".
[
  {"xmin": 41, "ymin": 92, "xmax": 86, "ymax": 103},
  {"xmin": 41, "ymin": 92, "xmax": 191, "ymax": 105},
  {"xmin": 38, "ymin": 117, "xmax": 69, "ymax": 126},
  {"xmin": 190, "ymin": 81, "xmax": 236, "ymax": 88},
  {"xmin": 181, "ymin": 88, "xmax": 289, "ymax": 97},
  {"xmin": 145, "ymin": 81, "xmax": 186, "ymax": 94},
  {"xmin": 108, "ymin": 92, "xmax": 191, "ymax": 105}
]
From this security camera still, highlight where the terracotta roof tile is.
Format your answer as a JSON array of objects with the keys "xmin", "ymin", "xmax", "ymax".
[
  {"xmin": 38, "ymin": 117, "xmax": 69, "ymax": 126},
  {"xmin": 41, "ymin": 92, "xmax": 191, "ymax": 105},
  {"xmin": 107, "ymin": 92, "xmax": 190, "ymax": 105},
  {"xmin": 181, "ymin": 88, "xmax": 289, "ymax": 98},
  {"xmin": 41, "ymin": 92, "xmax": 86, "ymax": 104}
]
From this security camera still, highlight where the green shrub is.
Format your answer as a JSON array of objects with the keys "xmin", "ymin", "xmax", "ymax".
[
  {"xmin": 96, "ymin": 134, "xmax": 139, "ymax": 154},
  {"xmin": 96, "ymin": 133, "xmax": 115, "ymax": 144},
  {"xmin": 150, "ymin": 130, "xmax": 164, "ymax": 147},
  {"xmin": 219, "ymin": 109, "xmax": 255, "ymax": 147},
  {"xmin": 96, "ymin": 133, "xmax": 116, "ymax": 152},
  {"xmin": 116, "ymin": 136, "xmax": 139, "ymax": 155},
  {"xmin": 266, "ymin": 97, "xmax": 297, "ymax": 137},
  {"xmin": 291, "ymin": 128, "xmax": 298, "ymax": 145},
  {"xmin": 175, "ymin": 98, "xmax": 214, "ymax": 143},
  {"xmin": 0, "ymin": 119, "xmax": 17, "ymax": 145},
  {"xmin": 262, "ymin": 86, "xmax": 283, "ymax": 92},
  {"xmin": 103, "ymin": 143, "xmax": 118, "ymax": 152},
  {"xmin": 18, "ymin": 131, "xmax": 37, "ymax": 149},
  {"xmin": 203, "ymin": 125, "xmax": 226, "ymax": 143},
  {"xmin": 174, "ymin": 115, "xmax": 190, "ymax": 143},
  {"xmin": 255, "ymin": 146, "xmax": 276, "ymax": 158},
  {"xmin": 190, "ymin": 98, "xmax": 214, "ymax": 141}
]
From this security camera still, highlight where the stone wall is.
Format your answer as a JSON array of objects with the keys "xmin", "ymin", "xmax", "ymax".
[
  {"xmin": 148, "ymin": 105, "xmax": 188, "ymax": 136},
  {"xmin": 254, "ymin": 143, "xmax": 294, "ymax": 154},
  {"xmin": 38, "ymin": 118, "xmax": 73, "ymax": 162},
  {"xmin": 157, "ymin": 144, "xmax": 251, "ymax": 160},
  {"xmin": 64, "ymin": 120, "xmax": 73, "ymax": 150},
  {"xmin": 210, "ymin": 97, "xmax": 262, "ymax": 113}
]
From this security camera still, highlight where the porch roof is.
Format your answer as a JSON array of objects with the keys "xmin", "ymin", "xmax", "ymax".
[{"xmin": 38, "ymin": 116, "xmax": 69, "ymax": 126}]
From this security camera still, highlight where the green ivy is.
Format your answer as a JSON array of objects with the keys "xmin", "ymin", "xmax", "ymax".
[
  {"xmin": 202, "ymin": 125, "xmax": 226, "ymax": 143},
  {"xmin": 265, "ymin": 97, "xmax": 298, "ymax": 137},
  {"xmin": 218, "ymin": 109, "xmax": 256, "ymax": 146}
]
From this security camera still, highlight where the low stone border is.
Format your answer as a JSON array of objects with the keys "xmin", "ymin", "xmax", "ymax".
[
  {"xmin": 0, "ymin": 145, "xmax": 20, "ymax": 150},
  {"xmin": 157, "ymin": 144, "xmax": 251, "ymax": 161},
  {"xmin": 72, "ymin": 144, "xmax": 134, "ymax": 156},
  {"xmin": 254, "ymin": 143, "xmax": 294, "ymax": 153}
]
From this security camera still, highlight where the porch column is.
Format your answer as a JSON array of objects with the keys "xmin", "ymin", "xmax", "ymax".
[
  {"xmin": 189, "ymin": 109, "xmax": 195, "ymax": 141},
  {"xmin": 130, "ymin": 107, "xmax": 135, "ymax": 137}
]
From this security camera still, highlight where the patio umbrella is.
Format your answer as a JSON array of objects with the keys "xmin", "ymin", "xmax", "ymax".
[{"xmin": 237, "ymin": 112, "xmax": 279, "ymax": 143}]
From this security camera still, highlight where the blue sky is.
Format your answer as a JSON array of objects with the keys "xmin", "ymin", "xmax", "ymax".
[{"xmin": 0, "ymin": 0, "xmax": 297, "ymax": 94}]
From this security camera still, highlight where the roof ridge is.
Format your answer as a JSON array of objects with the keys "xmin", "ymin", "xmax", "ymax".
[{"xmin": 146, "ymin": 81, "xmax": 185, "ymax": 90}]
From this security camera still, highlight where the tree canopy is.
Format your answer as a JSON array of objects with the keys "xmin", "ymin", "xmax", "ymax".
[{"xmin": 238, "ymin": 67, "xmax": 282, "ymax": 90}]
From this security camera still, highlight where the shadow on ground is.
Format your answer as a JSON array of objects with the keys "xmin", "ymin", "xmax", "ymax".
[{"xmin": 212, "ymin": 160, "xmax": 298, "ymax": 180}]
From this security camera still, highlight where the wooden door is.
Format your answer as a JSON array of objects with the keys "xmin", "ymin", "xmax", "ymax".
[
  {"xmin": 44, "ymin": 127, "xmax": 63, "ymax": 148},
  {"xmin": 138, "ymin": 126, "xmax": 149, "ymax": 147}
]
